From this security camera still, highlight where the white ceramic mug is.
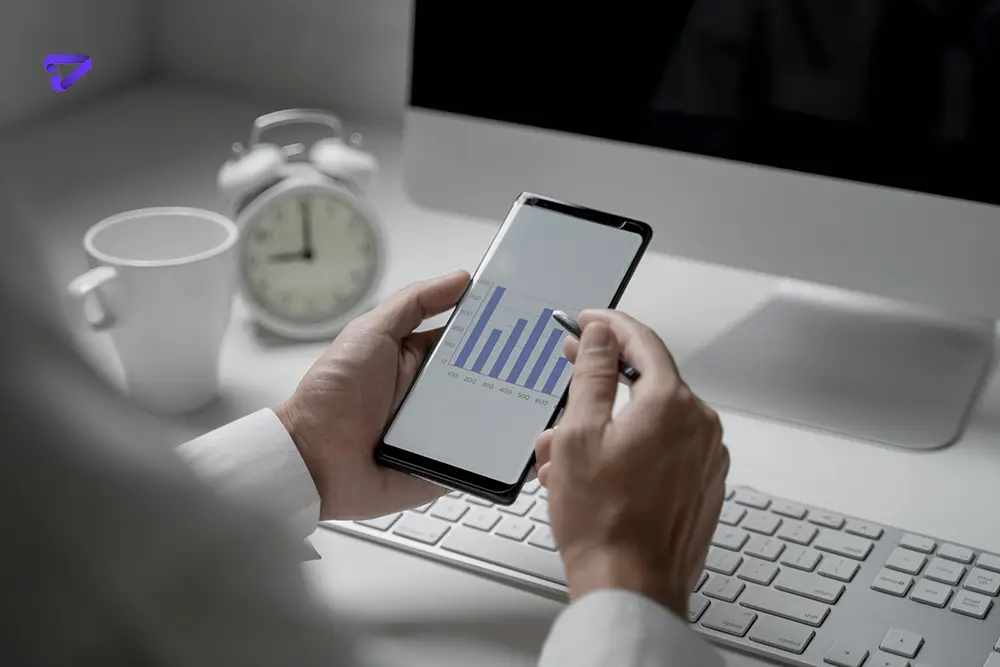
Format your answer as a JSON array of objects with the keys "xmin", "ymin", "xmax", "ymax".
[{"xmin": 67, "ymin": 207, "xmax": 239, "ymax": 413}]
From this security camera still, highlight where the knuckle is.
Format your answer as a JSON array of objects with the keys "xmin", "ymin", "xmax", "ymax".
[
  {"xmin": 673, "ymin": 384, "xmax": 699, "ymax": 410},
  {"xmin": 720, "ymin": 443, "xmax": 731, "ymax": 470},
  {"xmin": 702, "ymin": 404, "xmax": 724, "ymax": 439}
]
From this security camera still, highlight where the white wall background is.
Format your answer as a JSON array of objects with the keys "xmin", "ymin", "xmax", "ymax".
[
  {"xmin": 0, "ymin": 0, "xmax": 149, "ymax": 131},
  {"xmin": 0, "ymin": 0, "xmax": 412, "ymax": 132},
  {"xmin": 150, "ymin": 0, "xmax": 413, "ymax": 126}
]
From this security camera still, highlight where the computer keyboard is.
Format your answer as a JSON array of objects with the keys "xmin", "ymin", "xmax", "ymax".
[{"xmin": 323, "ymin": 484, "xmax": 1000, "ymax": 667}]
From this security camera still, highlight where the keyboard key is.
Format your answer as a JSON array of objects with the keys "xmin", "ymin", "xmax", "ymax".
[
  {"xmin": 719, "ymin": 502, "xmax": 747, "ymax": 526},
  {"xmin": 447, "ymin": 491, "xmax": 462, "ymax": 498},
  {"xmin": 777, "ymin": 519, "xmax": 819, "ymax": 546},
  {"xmin": 688, "ymin": 594, "xmax": 710, "ymax": 623},
  {"xmin": 701, "ymin": 602, "xmax": 756, "ymax": 636},
  {"xmin": 845, "ymin": 519, "xmax": 884, "ymax": 540},
  {"xmin": 356, "ymin": 513, "xmax": 401, "ymax": 531},
  {"xmin": 430, "ymin": 498, "xmax": 469, "ymax": 522},
  {"xmin": 537, "ymin": 486, "xmax": 547, "ymax": 500},
  {"xmin": 696, "ymin": 571, "xmax": 708, "ymax": 592},
  {"xmin": 900, "ymin": 533, "xmax": 936, "ymax": 553},
  {"xmin": 462, "ymin": 507, "xmax": 501, "ymax": 532},
  {"xmin": 775, "ymin": 569, "xmax": 846, "ymax": 604},
  {"xmin": 818, "ymin": 555, "xmax": 860, "ymax": 582},
  {"xmin": 938, "ymin": 543, "xmax": 974, "ymax": 564},
  {"xmin": 872, "ymin": 568, "xmax": 914, "ymax": 597},
  {"xmin": 748, "ymin": 615, "xmax": 815, "ymax": 654},
  {"xmin": 870, "ymin": 655, "xmax": 909, "ymax": 667},
  {"xmin": 824, "ymin": 643, "xmax": 869, "ymax": 667},
  {"xmin": 521, "ymin": 479, "xmax": 540, "ymax": 495},
  {"xmin": 705, "ymin": 547, "xmax": 743, "ymax": 575},
  {"xmin": 725, "ymin": 486, "xmax": 735, "ymax": 500},
  {"xmin": 529, "ymin": 498, "xmax": 549, "ymax": 524},
  {"xmin": 924, "ymin": 556, "xmax": 965, "ymax": 585},
  {"xmin": 738, "ymin": 558, "xmax": 779, "ymax": 586},
  {"xmin": 950, "ymin": 590, "xmax": 993, "ymax": 619},
  {"xmin": 733, "ymin": 488, "xmax": 771, "ymax": 509},
  {"xmin": 978, "ymin": 553, "xmax": 1000, "ymax": 573},
  {"xmin": 526, "ymin": 524, "xmax": 557, "ymax": 551},
  {"xmin": 702, "ymin": 575, "xmax": 745, "ymax": 603},
  {"xmin": 466, "ymin": 496, "xmax": 493, "ymax": 507},
  {"xmin": 743, "ymin": 510, "xmax": 782, "ymax": 535},
  {"xmin": 412, "ymin": 503, "xmax": 432, "ymax": 513},
  {"xmin": 880, "ymin": 628, "xmax": 924, "ymax": 658},
  {"xmin": 745, "ymin": 536, "xmax": 785, "ymax": 561},
  {"xmin": 910, "ymin": 578, "xmax": 953, "ymax": 608},
  {"xmin": 809, "ymin": 510, "xmax": 845, "ymax": 529},
  {"xmin": 498, "ymin": 495, "xmax": 535, "ymax": 517},
  {"xmin": 739, "ymin": 586, "xmax": 830, "ymax": 627},
  {"xmin": 814, "ymin": 530, "xmax": 874, "ymax": 560},
  {"xmin": 712, "ymin": 525, "xmax": 750, "ymax": 551},
  {"xmin": 771, "ymin": 499, "xmax": 809, "ymax": 520},
  {"xmin": 440, "ymin": 526, "xmax": 566, "ymax": 583},
  {"xmin": 965, "ymin": 568, "xmax": 1000, "ymax": 597},
  {"xmin": 886, "ymin": 547, "xmax": 927, "ymax": 575},
  {"xmin": 781, "ymin": 545, "xmax": 822, "ymax": 572},
  {"xmin": 495, "ymin": 517, "xmax": 533, "ymax": 541},
  {"xmin": 392, "ymin": 514, "xmax": 451, "ymax": 545}
]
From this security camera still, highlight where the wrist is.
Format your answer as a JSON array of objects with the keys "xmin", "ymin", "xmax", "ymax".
[
  {"xmin": 275, "ymin": 400, "xmax": 329, "ymax": 516},
  {"xmin": 564, "ymin": 545, "xmax": 686, "ymax": 617}
]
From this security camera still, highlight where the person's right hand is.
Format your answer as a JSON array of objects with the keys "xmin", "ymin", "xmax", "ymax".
[{"xmin": 534, "ymin": 310, "xmax": 729, "ymax": 618}]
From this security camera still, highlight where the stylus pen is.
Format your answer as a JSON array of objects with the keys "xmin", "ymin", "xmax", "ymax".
[{"xmin": 552, "ymin": 310, "xmax": 641, "ymax": 384}]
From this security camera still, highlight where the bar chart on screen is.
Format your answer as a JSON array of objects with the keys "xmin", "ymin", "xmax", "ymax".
[{"xmin": 439, "ymin": 280, "xmax": 575, "ymax": 398}]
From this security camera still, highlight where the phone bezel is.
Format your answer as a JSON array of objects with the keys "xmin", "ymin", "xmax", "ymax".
[{"xmin": 375, "ymin": 192, "xmax": 653, "ymax": 505}]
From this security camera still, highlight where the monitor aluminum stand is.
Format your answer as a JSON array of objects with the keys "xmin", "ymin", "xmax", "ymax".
[{"xmin": 681, "ymin": 284, "xmax": 996, "ymax": 450}]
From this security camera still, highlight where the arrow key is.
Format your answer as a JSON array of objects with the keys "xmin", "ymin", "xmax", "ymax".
[
  {"xmin": 880, "ymin": 628, "xmax": 924, "ymax": 658},
  {"xmin": 824, "ymin": 642, "xmax": 869, "ymax": 667}
]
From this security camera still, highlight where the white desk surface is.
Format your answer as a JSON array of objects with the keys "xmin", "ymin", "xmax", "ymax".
[{"xmin": 4, "ymin": 82, "xmax": 1000, "ymax": 667}]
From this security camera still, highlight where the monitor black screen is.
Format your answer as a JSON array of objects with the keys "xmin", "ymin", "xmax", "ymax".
[{"xmin": 411, "ymin": 1, "xmax": 1000, "ymax": 208}]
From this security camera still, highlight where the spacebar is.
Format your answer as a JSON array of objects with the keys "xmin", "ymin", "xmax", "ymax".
[{"xmin": 440, "ymin": 526, "xmax": 567, "ymax": 584}]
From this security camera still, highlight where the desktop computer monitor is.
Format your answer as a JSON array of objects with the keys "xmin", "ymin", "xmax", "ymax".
[{"xmin": 402, "ymin": 2, "xmax": 1000, "ymax": 450}]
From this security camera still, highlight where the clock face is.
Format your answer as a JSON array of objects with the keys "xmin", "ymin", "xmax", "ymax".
[{"xmin": 241, "ymin": 188, "xmax": 379, "ymax": 324}]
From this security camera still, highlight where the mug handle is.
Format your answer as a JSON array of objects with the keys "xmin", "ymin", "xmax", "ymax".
[{"xmin": 67, "ymin": 266, "xmax": 118, "ymax": 331}]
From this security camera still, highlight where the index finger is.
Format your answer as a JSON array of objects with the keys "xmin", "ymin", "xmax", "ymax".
[{"xmin": 577, "ymin": 309, "xmax": 682, "ymax": 394}]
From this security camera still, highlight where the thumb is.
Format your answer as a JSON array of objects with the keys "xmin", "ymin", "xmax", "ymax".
[
  {"xmin": 363, "ymin": 270, "xmax": 470, "ymax": 340},
  {"xmin": 563, "ymin": 321, "xmax": 619, "ymax": 429}
]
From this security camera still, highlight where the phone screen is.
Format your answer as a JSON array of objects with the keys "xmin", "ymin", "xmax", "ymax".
[{"xmin": 381, "ymin": 196, "xmax": 648, "ymax": 487}]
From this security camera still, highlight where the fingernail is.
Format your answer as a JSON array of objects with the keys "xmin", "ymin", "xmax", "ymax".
[{"xmin": 582, "ymin": 322, "xmax": 612, "ymax": 350}]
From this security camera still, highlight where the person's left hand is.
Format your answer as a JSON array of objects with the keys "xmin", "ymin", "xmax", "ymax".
[{"xmin": 276, "ymin": 270, "xmax": 470, "ymax": 520}]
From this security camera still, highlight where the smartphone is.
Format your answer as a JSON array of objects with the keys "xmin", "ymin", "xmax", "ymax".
[{"xmin": 376, "ymin": 193, "xmax": 653, "ymax": 504}]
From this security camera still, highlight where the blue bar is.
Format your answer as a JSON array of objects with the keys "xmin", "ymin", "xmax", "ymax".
[
  {"xmin": 526, "ymin": 328, "xmax": 564, "ymax": 389},
  {"xmin": 472, "ymin": 329, "xmax": 503, "ymax": 373},
  {"xmin": 541, "ymin": 357, "xmax": 569, "ymax": 395},
  {"xmin": 489, "ymin": 318, "xmax": 527, "ymax": 378},
  {"xmin": 507, "ymin": 308, "xmax": 553, "ymax": 384},
  {"xmin": 455, "ymin": 285, "xmax": 506, "ymax": 368}
]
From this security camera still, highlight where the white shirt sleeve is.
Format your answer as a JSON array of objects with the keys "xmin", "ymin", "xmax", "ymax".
[
  {"xmin": 177, "ymin": 408, "xmax": 321, "ymax": 541},
  {"xmin": 540, "ymin": 589, "xmax": 725, "ymax": 667}
]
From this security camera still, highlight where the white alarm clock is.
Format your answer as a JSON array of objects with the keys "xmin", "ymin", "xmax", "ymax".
[{"xmin": 217, "ymin": 109, "xmax": 386, "ymax": 340}]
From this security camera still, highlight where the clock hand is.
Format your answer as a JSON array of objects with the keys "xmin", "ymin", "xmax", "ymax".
[
  {"xmin": 269, "ymin": 251, "xmax": 304, "ymax": 263},
  {"xmin": 300, "ymin": 200, "xmax": 314, "ymax": 261}
]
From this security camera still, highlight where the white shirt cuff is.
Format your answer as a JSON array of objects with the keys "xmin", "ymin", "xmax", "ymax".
[
  {"xmin": 177, "ymin": 408, "xmax": 321, "ymax": 540},
  {"xmin": 540, "ymin": 589, "xmax": 724, "ymax": 667}
]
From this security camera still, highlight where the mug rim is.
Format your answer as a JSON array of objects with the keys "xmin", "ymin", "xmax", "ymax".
[{"xmin": 84, "ymin": 207, "xmax": 239, "ymax": 268}]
